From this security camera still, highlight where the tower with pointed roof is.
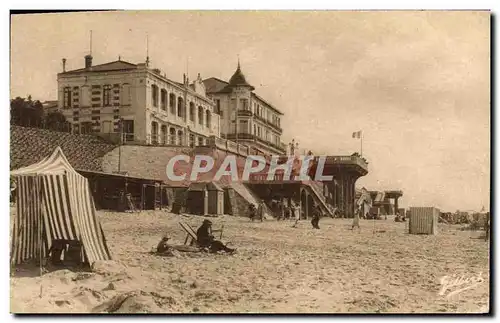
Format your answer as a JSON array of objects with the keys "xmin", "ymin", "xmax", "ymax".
[{"xmin": 203, "ymin": 60, "xmax": 285, "ymax": 155}]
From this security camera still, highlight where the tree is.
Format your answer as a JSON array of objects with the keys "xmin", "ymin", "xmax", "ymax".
[
  {"xmin": 45, "ymin": 111, "xmax": 68, "ymax": 132},
  {"xmin": 10, "ymin": 96, "xmax": 44, "ymax": 128}
]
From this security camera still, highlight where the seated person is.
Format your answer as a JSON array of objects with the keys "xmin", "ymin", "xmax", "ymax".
[
  {"xmin": 65, "ymin": 240, "xmax": 83, "ymax": 264},
  {"xmin": 156, "ymin": 234, "xmax": 172, "ymax": 253},
  {"xmin": 196, "ymin": 220, "xmax": 235, "ymax": 253},
  {"xmin": 48, "ymin": 239, "xmax": 67, "ymax": 265}
]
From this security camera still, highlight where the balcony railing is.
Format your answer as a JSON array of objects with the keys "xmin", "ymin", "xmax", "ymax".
[
  {"xmin": 224, "ymin": 133, "xmax": 285, "ymax": 154},
  {"xmin": 324, "ymin": 155, "xmax": 369, "ymax": 171},
  {"xmin": 253, "ymin": 113, "xmax": 283, "ymax": 133},
  {"xmin": 237, "ymin": 109, "xmax": 253, "ymax": 117}
]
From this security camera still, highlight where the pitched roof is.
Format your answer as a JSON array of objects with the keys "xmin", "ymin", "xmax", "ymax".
[
  {"xmin": 203, "ymin": 74, "xmax": 284, "ymax": 115},
  {"xmin": 252, "ymin": 92, "xmax": 284, "ymax": 116},
  {"xmin": 61, "ymin": 60, "xmax": 137, "ymax": 75},
  {"xmin": 227, "ymin": 62, "xmax": 255, "ymax": 90},
  {"xmin": 203, "ymin": 77, "xmax": 229, "ymax": 94}
]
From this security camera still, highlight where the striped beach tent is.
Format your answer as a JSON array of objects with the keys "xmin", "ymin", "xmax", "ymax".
[{"xmin": 10, "ymin": 146, "xmax": 112, "ymax": 266}]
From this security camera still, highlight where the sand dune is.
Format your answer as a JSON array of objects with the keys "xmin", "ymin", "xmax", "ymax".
[{"xmin": 10, "ymin": 211, "xmax": 490, "ymax": 313}]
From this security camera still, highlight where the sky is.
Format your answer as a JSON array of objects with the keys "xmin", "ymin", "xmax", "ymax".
[{"xmin": 10, "ymin": 11, "xmax": 490, "ymax": 211}]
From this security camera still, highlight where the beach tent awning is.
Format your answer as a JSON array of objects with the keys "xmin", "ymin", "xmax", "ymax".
[{"xmin": 10, "ymin": 146, "xmax": 112, "ymax": 266}]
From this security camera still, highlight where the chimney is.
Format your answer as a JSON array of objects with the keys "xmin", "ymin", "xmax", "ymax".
[
  {"xmin": 85, "ymin": 54, "xmax": 93, "ymax": 69},
  {"xmin": 183, "ymin": 73, "xmax": 186, "ymax": 85},
  {"xmin": 62, "ymin": 58, "xmax": 67, "ymax": 72}
]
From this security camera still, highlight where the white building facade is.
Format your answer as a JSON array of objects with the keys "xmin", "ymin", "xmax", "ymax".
[{"xmin": 57, "ymin": 55, "xmax": 220, "ymax": 146}]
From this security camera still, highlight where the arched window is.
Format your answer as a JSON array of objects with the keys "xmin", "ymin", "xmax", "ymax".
[
  {"xmin": 177, "ymin": 130, "xmax": 184, "ymax": 146},
  {"xmin": 160, "ymin": 89, "xmax": 167, "ymax": 110},
  {"xmin": 189, "ymin": 102, "xmax": 195, "ymax": 122},
  {"xmin": 198, "ymin": 106, "xmax": 204, "ymax": 126},
  {"xmin": 169, "ymin": 93, "xmax": 176, "ymax": 115},
  {"xmin": 206, "ymin": 110, "xmax": 211, "ymax": 129},
  {"xmin": 151, "ymin": 85, "xmax": 159, "ymax": 107},
  {"xmin": 169, "ymin": 127, "xmax": 176, "ymax": 145},
  {"xmin": 177, "ymin": 97, "xmax": 184, "ymax": 118}
]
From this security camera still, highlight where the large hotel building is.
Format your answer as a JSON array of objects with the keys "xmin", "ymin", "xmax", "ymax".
[{"xmin": 57, "ymin": 54, "xmax": 285, "ymax": 155}]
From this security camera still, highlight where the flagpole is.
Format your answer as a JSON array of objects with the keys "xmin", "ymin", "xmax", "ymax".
[{"xmin": 361, "ymin": 131, "xmax": 363, "ymax": 157}]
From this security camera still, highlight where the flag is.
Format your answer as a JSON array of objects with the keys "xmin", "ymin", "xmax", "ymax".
[{"xmin": 352, "ymin": 131, "xmax": 362, "ymax": 139}]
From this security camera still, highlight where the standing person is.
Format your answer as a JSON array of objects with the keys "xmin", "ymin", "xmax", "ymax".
[
  {"xmin": 257, "ymin": 201, "xmax": 265, "ymax": 222},
  {"xmin": 196, "ymin": 220, "xmax": 235, "ymax": 253},
  {"xmin": 311, "ymin": 204, "xmax": 321, "ymax": 229},
  {"xmin": 278, "ymin": 200, "xmax": 284, "ymax": 221},
  {"xmin": 294, "ymin": 201, "xmax": 301, "ymax": 221},
  {"xmin": 352, "ymin": 206, "xmax": 361, "ymax": 230},
  {"xmin": 248, "ymin": 204, "xmax": 257, "ymax": 221}
]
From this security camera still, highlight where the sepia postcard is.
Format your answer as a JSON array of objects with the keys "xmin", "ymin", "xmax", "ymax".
[{"xmin": 9, "ymin": 10, "xmax": 490, "ymax": 314}]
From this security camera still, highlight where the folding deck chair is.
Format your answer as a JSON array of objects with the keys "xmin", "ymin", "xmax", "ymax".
[{"xmin": 179, "ymin": 221, "xmax": 224, "ymax": 246}]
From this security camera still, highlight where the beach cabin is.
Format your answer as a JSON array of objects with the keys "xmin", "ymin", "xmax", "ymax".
[
  {"xmin": 186, "ymin": 182, "xmax": 225, "ymax": 216},
  {"xmin": 409, "ymin": 207, "xmax": 440, "ymax": 235}
]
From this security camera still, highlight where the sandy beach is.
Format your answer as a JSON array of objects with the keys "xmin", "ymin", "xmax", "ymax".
[{"xmin": 10, "ymin": 211, "xmax": 490, "ymax": 313}]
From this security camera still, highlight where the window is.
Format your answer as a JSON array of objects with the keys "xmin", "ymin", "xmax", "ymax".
[
  {"xmin": 177, "ymin": 130, "xmax": 184, "ymax": 146},
  {"xmin": 230, "ymin": 98, "xmax": 236, "ymax": 113},
  {"xmin": 63, "ymin": 87, "xmax": 72, "ymax": 108},
  {"xmin": 215, "ymin": 99, "xmax": 221, "ymax": 114},
  {"xmin": 206, "ymin": 110, "xmax": 211, "ymax": 129},
  {"xmin": 169, "ymin": 93, "xmax": 176, "ymax": 114},
  {"xmin": 151, "ymin": 121, "xmax": 159, "ymax": 144},
  {"xmin": 177, "ymin": 97, "xmax": 184, "ymax": 118},
  {"xmin": 151, "ymin": 85, "xmax": 159, "ymax": 107},
  {"xmin": 189, "ymin": 134, "xmax": 195, "ymax": 148},
  {"xmin": 80, "ymin": 86, "xmax": 90, "ymax": 107},
  {"xmin": 121, "ymin": 83, "xmax": 131, "ymax": 106},
  {"xmin": 239, "ymin": 98, "xmax": 249, "ymax": 111},
  {"xmin": 102, "ymin": 85, "xmax": 111, "ymax": 107},
  {"xmin": 239, "ymin": 120, "xmax": 248, "ymax": 133},
  {"xmin": 189, "ymin": 102, "xmax": 195, "ymax": 122},
  {"xmin": 161, "ymin": 89, "xmax": 167, "ymax": 110},
  {"xmin": 161, "ymin": 125, "xmax": 167, "ymax": 144},
  {"xmin": 169, "ymin": 128, "xmax": 176, "ymax": 145},
  {"xmin": 198, "ymin": 107, "xmax": 204, "ymax": 126},
  {"xmin": 197, "ymin": 136, "xmax": 203, "ymax": 146}
]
